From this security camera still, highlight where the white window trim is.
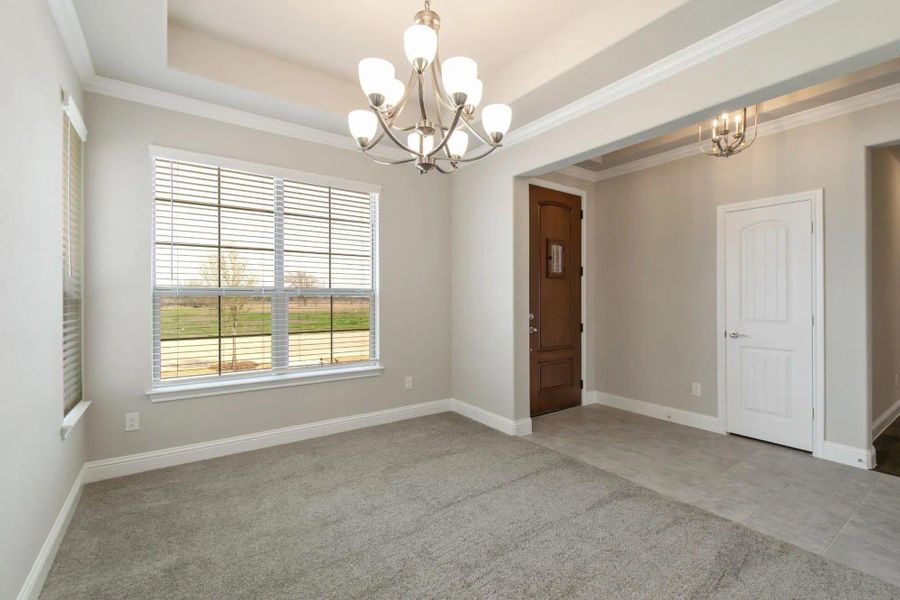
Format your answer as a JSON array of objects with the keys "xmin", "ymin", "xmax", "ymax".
[
  {"xmin": 147, "ymin": 364, "xmax": 384, "ymax": 403},
  {"xmin": 147, "ymin": 146, "xmax": 382, "ymax": 397}
]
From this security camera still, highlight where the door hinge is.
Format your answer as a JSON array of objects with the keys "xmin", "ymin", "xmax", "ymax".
[
  {"xmin": 580, "ymin": 266, "xmax": 584, "ymax": 276},
  {"xmin": 811, "ymin": 221, "xmax": 815, "ymax": 234},
  {"xmin": 580, "ymin": 323, "xmax": 584, "ymax": 333},
  {"xmin": 580, "ymin": 379, "xmax": 584, "ymax": 389},
  {"xmin": 580, "ymin": 209, "xmax": 584, "ymax": 219}
]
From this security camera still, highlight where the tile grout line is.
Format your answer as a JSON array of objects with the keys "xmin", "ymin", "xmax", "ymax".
[{"xmin": 822, "ymin": 485, "xmax": 875, "ymax": 555}]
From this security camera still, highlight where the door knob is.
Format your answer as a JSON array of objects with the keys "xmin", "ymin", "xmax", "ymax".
[
  {"xmin": 529, "ymin": 326, "xmax": 538, "ymax": 334},
  {"xmin": 728, "ymin": 331, "xmax": 748, "ymax": 339}
]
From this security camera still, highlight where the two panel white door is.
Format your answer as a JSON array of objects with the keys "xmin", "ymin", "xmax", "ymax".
[{"xmin": 724, "ymin": 199, "xmax": 814, "ymax": 451}]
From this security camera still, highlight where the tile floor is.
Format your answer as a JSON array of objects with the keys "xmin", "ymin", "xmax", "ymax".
[{"xmin": 527, "ymin": 404, "xmax": 900, "ymax": 587}]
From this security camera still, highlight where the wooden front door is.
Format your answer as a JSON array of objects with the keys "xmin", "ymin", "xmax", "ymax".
[{"xmin": 529, "ymin": 185, "xmax": 582, "ymax": 417}]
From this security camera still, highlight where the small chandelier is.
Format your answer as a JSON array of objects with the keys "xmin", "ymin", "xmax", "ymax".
[
  {"xmin": 347, "ymin": 0, "xmax": 512, "ymax": 174},
  {"xmin": 698, "ymin": 105, "xmax": 759, "ymax": 158}
]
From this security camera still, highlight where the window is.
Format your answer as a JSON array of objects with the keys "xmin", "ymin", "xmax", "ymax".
[
  {"xmin": 152, "ymin": 154, "xmax": 379, "ymax": 387},
  {"xmin": 62, "ymin": 109, "xmax": 84, "ymax": 413}
]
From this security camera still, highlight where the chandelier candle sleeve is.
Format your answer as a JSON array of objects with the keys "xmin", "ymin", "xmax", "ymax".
[{"xmin": 347, "ymin": 0, "xmax": 511, "ymax": 174}]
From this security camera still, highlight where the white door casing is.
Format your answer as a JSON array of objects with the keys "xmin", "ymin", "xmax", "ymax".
[{"xmin": 719, "ymin": 192, "xmax": 822, "ymax": 452}]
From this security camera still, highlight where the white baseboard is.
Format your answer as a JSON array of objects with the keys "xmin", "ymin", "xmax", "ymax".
[
  {"xmin": 590, "ymin": 391, "xmax": 723, "ymax": 434},
  {"xmin": 16, "ymin": 466, "xmax": 85, "ymax": 600},
  {"xmin": 873, "ymin": 398, "xmax": 900, "ymax": 440},
  {"xmin": 819, "ymin": 441, "xmax": 876, "ymax": 470},
  {"xmin": 84, "ymin": 399, "xmax": 452, "ymax": 483},
  {"xmin": 450, "ymin": 399, "xmax": 532, "ymax": 436},
  {"xmin": 83, "ymin": 398, "xmax": 532, "ymax": 483}
]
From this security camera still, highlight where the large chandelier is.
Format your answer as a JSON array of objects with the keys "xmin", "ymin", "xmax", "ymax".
[
  {"xmin": 347, "ymin": 1, "xmax": 512, "ymax": 174},
  {"xmin": 698, "ymin": 105, "xmax": 759, "ymax": 158}
]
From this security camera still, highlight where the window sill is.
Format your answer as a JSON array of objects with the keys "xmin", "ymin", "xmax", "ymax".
[
  {"xmin": 146, "ymin": 364, "xmax": 384, "ymax": 403},
  {"xmin": 60, "ymin": 400, "xmax": 92, "ymax": 440}
]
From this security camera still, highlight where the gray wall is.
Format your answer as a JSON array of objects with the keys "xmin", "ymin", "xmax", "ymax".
[
  {"xmin": 83, "ymin": 94, "xmax": 452, "ymax": 460},
  {"xmin": 590, "ymin": 100, "xmax": 900, "ymax": 449},
  {"xmin": 871, "ymin": 145, "xmax": 900, "ymax": 426},
  {"xmin": 0, "ymin": 1, "xmax": 88, "ymax": 597}
]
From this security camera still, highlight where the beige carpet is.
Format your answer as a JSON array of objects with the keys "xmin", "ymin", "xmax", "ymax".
[{"xmin": 41, "ymin": 413, "xmax": 899, "ymax": 599}]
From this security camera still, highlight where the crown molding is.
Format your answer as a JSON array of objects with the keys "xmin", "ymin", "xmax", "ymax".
[
  {"xmin": 558, "ymin": 82, "xmax": 900, "ymax": 183},
  {"xmin": 557, "ymin": 165, "xmax": 602, "ymax": 182},
  {"xmin": 503, "ymin": 0, "xmax": 839, "ymax": 149},
  {"xmin": 85, "ymin": 76, "xmax": 409, "ymax": 159},
  {"xmin": 46, "ymin": 0, "xmax": 95, "ymax": 83}
]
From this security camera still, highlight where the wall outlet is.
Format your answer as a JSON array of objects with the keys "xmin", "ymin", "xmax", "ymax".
[
  {"xmin": 404, "ymin": 376, "xmax": 413, "ymax": 390},
  {"xmin": 691, "ymin": 382, "xmax": 702, "ymax": 397},
  {"xmin": 125, "ymin": 412, "xmax": 140, "ymax": 432}
]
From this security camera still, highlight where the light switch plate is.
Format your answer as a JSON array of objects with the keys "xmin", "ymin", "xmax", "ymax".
[
  {"xmin": 404, "ymin": 376, "xmax": 413, "ymax": 390},
  {"xmin": 691, "ymin": 382, "xmax": 702, "ymax": 397}
]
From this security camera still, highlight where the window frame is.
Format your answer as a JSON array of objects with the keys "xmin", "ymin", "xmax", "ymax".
[{"xmin": 148, "ymin": 146, "xmax": 381, "ymax": 400}]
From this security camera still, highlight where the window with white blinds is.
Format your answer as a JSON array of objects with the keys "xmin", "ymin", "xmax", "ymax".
[
  {"xmin": 63, "ymin": 112, "xmax": 84, "ymax": 413},
  {"xmin": 152, "ymin": 156, "xmax": 378, "ymax": 385}
]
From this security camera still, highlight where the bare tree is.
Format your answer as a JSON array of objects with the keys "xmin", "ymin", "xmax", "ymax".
[
  {"xmin": 199, "ymin": 250, "xmax": 255, "ymax": 370},
  {"xmin": 287, "ymin": 271, "xmax": 318, "ymax": 307}
]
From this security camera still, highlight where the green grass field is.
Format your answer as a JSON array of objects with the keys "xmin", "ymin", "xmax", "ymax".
[{"xmin": 160, "ymin": 302, "xmax": 369, "ymax": 339}]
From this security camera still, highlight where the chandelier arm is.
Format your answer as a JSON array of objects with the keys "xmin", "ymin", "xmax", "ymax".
[
  {"xmin": 359, "ymin": 131, "xmax": 386, "ymax": 151},
  {"xmin": 385, "ymin": 70, "xmax": 419, "ymax": 122},
  {"xmin": 430, "ymin": 78, "xmax": 455, "ymax": 160},
  {"xmin": 373, "ymin": 109, "xmax": 421, "ymax": 156},
  {"xmin": 434, "ymin": 143, "xmax": 500, "ymax": 163},
  {"xmin": 434, "ymin": 163, "xmax": 456, "ymax": 174},
  {"xmin": 360, "ymin": 149, "xmax": 416, "ymax": 165},
  {"xmin": 427, "ymin": 106, "xmax": 464, "ymax": 158},
  {"xmin": 416, "ymin": 72, "xmax": 429, "ymax": 123},
  {"xmin": 459, "ymin": 116, "xmax": 496, "ymax": 147},
  {"xmin": 429, "ymin": 52, "xmax": 454, "ymax": 106}
]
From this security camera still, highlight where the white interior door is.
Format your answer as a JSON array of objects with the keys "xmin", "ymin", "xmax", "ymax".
[{"xmin": 724, "ymin": 199, "xmax": 813, "ymax": 451}]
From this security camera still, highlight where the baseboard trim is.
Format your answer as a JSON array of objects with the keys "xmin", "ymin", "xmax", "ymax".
[
  {"xmin": 450, "ymin": 399, "xmax": 532, "ymax": 436},
  {"xmin": 83, "ymin": 398, "xmax": 533, "ymax": 483},
  {"xmin": 590, "ymin": 391, "xmax": 723, "ymax": 434},
  {"xmin": 819, "ymin": 441, "xmax": 876, "ymax": 470},
  {"xmin": 84, "ymin": 399, "xmax": 452, "ymax": 483},
  {"xmin": 873, "ymin": 398, "xmax": 900, "ymax": 440},
  {"xmin": 16, "ymin": 465, "xmax": 85, "ymax": 600}
]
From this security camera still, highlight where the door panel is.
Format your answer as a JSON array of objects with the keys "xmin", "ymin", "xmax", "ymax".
[
  {"xmin": 530, "ymin": 185, "xmax": 582, "ymax": 417},
  {"xmin": 724, "ymin": 200, "xmax": 813, "ymax": 451}
]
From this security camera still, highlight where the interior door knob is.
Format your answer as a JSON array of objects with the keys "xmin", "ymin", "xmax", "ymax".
[
  {"xmin": 529, "ymin": 326, "xmax": 538, "ymax": 334},
  {"xmin": 728, "ymin": 331, "xmax": 748, "ymax": 338}
]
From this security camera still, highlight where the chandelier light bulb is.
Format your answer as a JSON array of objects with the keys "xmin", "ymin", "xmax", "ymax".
[
  {"xmin": 384, "ymin": 78, "xmax": 405, "ymax": 108},
  {"xmin": 464, "ymin": 79, "xmax": 483, "ymax": 111},
  {"xmin": 348, "ymin": 110, "xmax": 377, "ymax": 146},
  {"xmin": 482, "ymin": 104, "xmax": 512, "ymax": 142},
  {"xmin": 442, "ymin": 57, "xmax": 477, "ymax": 105},
  {"xmin": 403, "ymin": 24, "xmax": 438, "ymax": 70},
  {"xmin": 447, "ymin": 130, "xmax": 469, "ymax": 159},
  {"xmin": 358, "ymin": 58, "xmax": 395, "ymax": 106}
]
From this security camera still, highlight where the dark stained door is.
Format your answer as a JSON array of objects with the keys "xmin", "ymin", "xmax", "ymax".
[{"xmin": 529, "ymin": 185, "xmax": 582, "ymax": 417}]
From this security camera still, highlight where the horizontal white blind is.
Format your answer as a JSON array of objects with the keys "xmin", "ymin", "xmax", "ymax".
[
  {"xmin": 63, "ymin": 113, "xmax": 83, "ymax": 413},
  {"xmin": 153, "ymin": 158, "xmax": 377, "ymax": 384}
]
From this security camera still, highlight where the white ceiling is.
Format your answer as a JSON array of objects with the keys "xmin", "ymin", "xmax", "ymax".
[
  {"xmin": 72, "ymin": 0, "xmax": 793, "ymax": 139},
  {"xmin": 168, "ymin": 0, "xmax": 599, "ymax": 83}
]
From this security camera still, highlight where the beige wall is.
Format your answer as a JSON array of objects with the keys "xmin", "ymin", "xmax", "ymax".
[
  {"xmin": 0, "ymin": 1, "xmax": 88, "ymax": 597},
  {"xmin": 452, "ymin": 0, "xmax": 900, "ymax": 455},
  {"xmin": 83, "ymin": 94, "xmax": 451, "ymax": 460},
  {"xmin": 589, "ymin": 100, "xmax": 900, "ymax": 448},
  {"xmin": 871, "ymin": 145, "xmax": 900, "ymax": 427}
]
